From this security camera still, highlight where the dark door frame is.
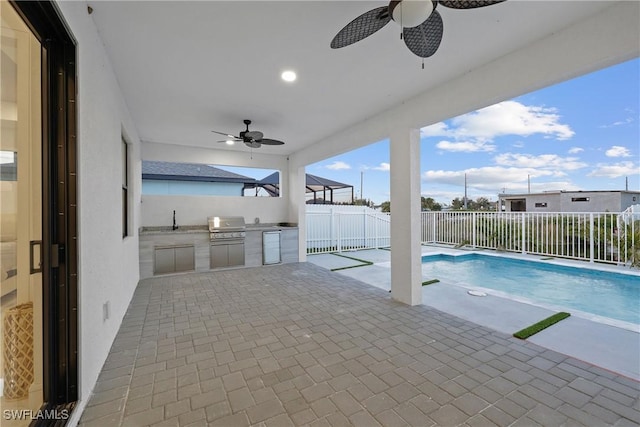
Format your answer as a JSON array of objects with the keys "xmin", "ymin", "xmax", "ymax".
[{"xmin": 9, "ymin": 0, "xmax": 78, "ymax": 411}]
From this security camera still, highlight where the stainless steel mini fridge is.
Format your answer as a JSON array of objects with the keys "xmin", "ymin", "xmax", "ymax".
[{"xmin": 262, "ymin": 231, "xmax": 281, "ymax": 265}]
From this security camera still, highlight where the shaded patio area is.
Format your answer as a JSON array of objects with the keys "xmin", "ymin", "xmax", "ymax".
[{"xmin": 79, "ymin": 263, "xmax": 639, "ymax": 426}]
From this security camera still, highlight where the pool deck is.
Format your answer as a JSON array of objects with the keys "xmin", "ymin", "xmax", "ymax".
[{"xmin": 308, "ymin": 246, "xmax": 640, "ymax": 381}]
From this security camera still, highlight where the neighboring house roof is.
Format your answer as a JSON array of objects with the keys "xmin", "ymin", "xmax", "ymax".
[
  {"xmin": 305, "ymin": 173, "xmax": 353, "ymax": 191},
  {"xmin": 142, "ymin": 161, "xmax": 255, "ymax": 184},
  {"xmin": 256, "ymin": 172, "xmax": 353, "ymax": 198},
  {"xmin": 499, "ymin": 190, "xmax": 640, "ymax": 198},
  {"xmin": 257, "ymin": 172, "xmax": 351, "ymax": 189}
]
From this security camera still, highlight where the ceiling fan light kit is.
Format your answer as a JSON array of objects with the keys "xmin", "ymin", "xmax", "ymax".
[
  {"xmin": 331, "ymin": 0, "xmax": 505, "ymax": 59},
  {"xmin": 389, "ymin": 0, "xmax": 435, "ymax": 28}
]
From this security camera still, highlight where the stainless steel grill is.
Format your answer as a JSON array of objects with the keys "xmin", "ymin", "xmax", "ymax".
[{"xmin": 208, "ymin": 216, "xmax": 246, "ymax": 241}]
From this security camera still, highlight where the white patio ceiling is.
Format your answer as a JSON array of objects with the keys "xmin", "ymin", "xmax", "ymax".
[{"xmin": 88, "ymin": 1, "xmax": 639, "ymax": 160}]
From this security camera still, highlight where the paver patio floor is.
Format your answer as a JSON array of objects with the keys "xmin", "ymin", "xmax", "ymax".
[{"xmin": 79, "ymin": 263, "xmax": 639, "ymax": 426}]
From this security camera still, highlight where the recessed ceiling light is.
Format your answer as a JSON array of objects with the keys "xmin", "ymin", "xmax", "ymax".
[
  {"xmin": 281, "ymin": 70, "xmax": 297, "ymax": 82},
  {"xmin": 225, "ymin": 140, "xmax": 235, "ymax": 145}
]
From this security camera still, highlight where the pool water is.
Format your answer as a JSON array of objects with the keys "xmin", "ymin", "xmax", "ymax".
[{"xmin": 421, "ymin": 254, "xmax": 640, "ymax": 325}]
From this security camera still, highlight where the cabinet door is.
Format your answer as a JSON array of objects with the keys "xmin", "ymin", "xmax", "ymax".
[
  {"xmin": 175, "ymin": 246, "xmax": 195, "ymax": 272},
  {"xmin": 281, "ymin": 229, "xmax": 299, "ymax": 263},
  {"xmin": 228, "ymin": 243, "xmax": 245, "ymax": 267},
  {"xmin": 210, "ymin": 245, "xmax": 228, "ymax": 269},
  {"xmin": 154, "ymin": 248, "xmax": 175, "ymax": 274}
]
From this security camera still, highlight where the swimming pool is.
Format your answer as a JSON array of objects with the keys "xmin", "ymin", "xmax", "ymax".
[{"xmin": 421, "ymin": 254, "xmax": 640, "ymax": 325}]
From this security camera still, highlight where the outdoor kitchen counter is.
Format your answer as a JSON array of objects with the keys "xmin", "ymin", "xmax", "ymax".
[
  {"xmin": 139, "ymin": 224, "xmax": 299, "ymax": 278},
  {"xmin": 139, "ymin": 225, "xmax": 208, "ymax": 235},
  {"xmin": 245, "ymin": 223, "xmax": 298, "ymax": 231},
  {"xmin": 139, "ymin": 223, "xmax": 298, "ymax": 234}
]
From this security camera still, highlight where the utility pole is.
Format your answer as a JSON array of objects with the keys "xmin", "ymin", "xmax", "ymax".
[
  {"xmin": 626, "ymin": 176, "xmax": 629, "ymax": 191},
  {"xmin": 463, "ymin": 173, "xmax": 468, "ymax": 209},
  {"xmin": 360, "ymin": 171, "xmax": 364, "ymax": 203}
]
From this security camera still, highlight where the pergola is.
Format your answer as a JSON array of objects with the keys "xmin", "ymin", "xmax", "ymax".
[{"xmin": 256, "ymin": 172, "xmax": 353, "ymax": 204}]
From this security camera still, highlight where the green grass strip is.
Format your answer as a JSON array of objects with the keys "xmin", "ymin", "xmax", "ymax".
[
  {"xmin": 422, "ymin": 279, "xmax": 440, "ymax": 286},
  {"xmin": 330, "ymin": 253, "xmax": 374, "ymax": 271},
  {"xmin": 513, "ymin": 312, "xmax": 571, "ymax": 340}
]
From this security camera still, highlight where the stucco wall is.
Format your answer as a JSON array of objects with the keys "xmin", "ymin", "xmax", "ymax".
[
  {"xmin": 525, "ymin": 194, "xmax": 561, "ymax": 212},
  {"xmin": 559, "ymin": 192, "xmax": 622, "ymax": 212},
  {"xmin": 54, "ymin": 2, "xmax": 142, "ymax": 424},
  {"xmin": 622, "ymin": 192, "xmax": 640, "ymax": 210}
]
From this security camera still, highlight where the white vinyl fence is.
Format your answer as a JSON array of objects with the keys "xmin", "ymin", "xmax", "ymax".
[
  {"xmin": 306, "ymin": 206, "xmax": 390, "ymax": 254},
  {"xmin": 422, "ymin": 210, "xmax": 638, "ymax": 265},
  {"xmin": 306, "ymin": 206, "xmax": 639, "ymax": 266}
]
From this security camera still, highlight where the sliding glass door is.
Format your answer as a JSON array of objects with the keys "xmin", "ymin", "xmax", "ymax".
[{"xmin": 1, "ymin": 0, "xmax": 44, "ymax": 423}]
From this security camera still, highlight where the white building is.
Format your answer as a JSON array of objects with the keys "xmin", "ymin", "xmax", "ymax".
[{"xmin": 499, "ymin": 190, "xmax": 640, "ymax": 213}]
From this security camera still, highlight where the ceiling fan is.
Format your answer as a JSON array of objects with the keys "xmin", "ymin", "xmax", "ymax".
[
  {"xmin": 212, "ymin": 119, "xmax": 285, "ymax": 148},
  {"xmin": 330, "ymin": 0, "xmax": 505, "ymax": 59}
]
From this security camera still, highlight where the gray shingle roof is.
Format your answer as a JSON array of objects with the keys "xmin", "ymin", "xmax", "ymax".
[{"xmin": 142, "ymin": 161, "xmax": 255, "ymax": 183}]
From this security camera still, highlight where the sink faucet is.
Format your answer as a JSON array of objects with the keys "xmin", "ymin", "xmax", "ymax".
[{"xmin": 172, "ymin": 210, "xmax": 178, "ymax": 230}]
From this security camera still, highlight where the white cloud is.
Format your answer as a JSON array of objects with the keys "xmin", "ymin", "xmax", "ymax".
[
  {"xmin": 588, "ymin": 161, "xmax": 638, "ymax": 178},
  {"xmin": 605, "ymin": 145, "xmax": 632, "ymax": 158},
  {"xmin": 421, "ymin": 122, "xmax": 448, "ymax": 137},
  {"xmin": 494, "ymin": 153, "xmax": 587, "ymax": 171},
  {"xmin": 372, "ymin": 162, "xmax": 390, "ymax": 171},
  {"xmin": 512, "ymin": 141, "xmax": 525, "ymax": 148},
  {"xmin": 568, "ymin": 147, "xmax": 584, "ymax": 154},
  {"xmin": 421, "ymin": 100, "xmax": 574, "ymax": 142},
  {"xmin": 423, "ymin": 167, "xmax": 556, "ymax": 189},
  {"xmin": 325, "ymin": 161, "xmax": 351, "ymax": 170},
  {"xmin": 599, "ymin": 117, "xmax": 634, "ymax": 128},
  {"xmin": 423, "ymin": 167, "xmax": 582, "ymax": 197},
  {"xmin": 435, "ymin": 140, "xmax": 496, "ymax": 152}
]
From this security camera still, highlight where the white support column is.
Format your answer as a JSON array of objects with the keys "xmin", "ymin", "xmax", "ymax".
[
  {"xmin": 390, "ymin": 127, "xmax": 422, "ymax": 306},
  {"xmin": 288, "ymin": 163, "xmax": 307, "ymax": 262}
]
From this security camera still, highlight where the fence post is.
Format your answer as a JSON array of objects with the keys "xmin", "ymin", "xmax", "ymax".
[
  {"xmin": 432, "ymin": 213, "xmax": 436, "ymax": 244},
  {"xmin": 521, "ymin": 213, "xmax": 526, "ymax": 254},
  {"xmin": 363, "ymin": 208, "xmax": 368, "ymax": 249},
  {"xmin": 589, "ymin": 213, "xmax": 594, "ymax": 263},
  {"xmin": 472, "ymin": 212, "xmax": 477, "ymax": 248},
  {"xmin": 330, "ymin": 207, "xmax": 335, "ymax": 251},
  {"xmin": 337, "ymin": 213, "xmax": 342, "ymax": 253}
]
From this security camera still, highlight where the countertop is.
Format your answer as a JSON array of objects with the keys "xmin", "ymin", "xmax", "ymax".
[
  {"xmin": 139, "ymin": 223, "xmax": 298, "ymax": 236},
  {"xmin": 245, "ymin": 223, "xmax": 298, "ymax": 232}
]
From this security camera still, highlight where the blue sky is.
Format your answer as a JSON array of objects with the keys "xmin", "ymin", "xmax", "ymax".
[{"xmin": 307, "ymin": 58, "xmax": 639, "ymax": 205}]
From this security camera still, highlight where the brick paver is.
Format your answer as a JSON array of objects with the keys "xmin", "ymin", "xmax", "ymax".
[{"xmin": 79, "ymin": 263, "xmax": 639, "ymax": 426}]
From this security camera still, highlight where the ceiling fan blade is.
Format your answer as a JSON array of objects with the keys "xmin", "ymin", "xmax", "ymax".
[
  {"xmin": 331, "ymin": 6, "xmax": 391, "ymax": 49},
  {"xmin": 258, "ymin": 138, "xmax": 285, "ymax": 146},
  {"xmin": 439, "ymin": 0, "xmax": 506, "ymax": 10},
  {"xmin": 211, "ymin": 130, "xmax": 239, "ymax": 139},
  {"xmin": 402, "ymin": 10, "xmax": 443, "ymax": 58},
  {"xmin": 244, "ymin": 141, "xmax": 261, "ymax": 149}
]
